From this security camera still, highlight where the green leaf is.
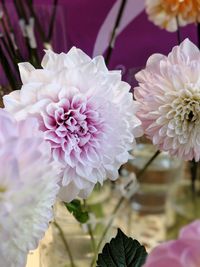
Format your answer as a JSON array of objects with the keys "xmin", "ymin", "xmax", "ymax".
[
  {"xmin": 97, "ymin": 228, "xmax": 148, "ymax": 267},
  {"xmin": 64, "ymin": 199, "xmax": 89, "ymax": 224}
]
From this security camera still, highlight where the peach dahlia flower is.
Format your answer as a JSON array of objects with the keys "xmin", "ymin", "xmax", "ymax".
[{"xmin": 145, "ymin": 0, "xmax": 200, "ymax": 32}]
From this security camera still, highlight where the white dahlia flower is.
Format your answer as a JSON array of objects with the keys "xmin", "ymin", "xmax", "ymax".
[
  {"xmin": 3, "ymin": 47, "xmax": 142, "ymax": 202},
  {"xmin": 134, "ymin": 38, "xmax": 200, "ymax": 161},
  {"xmin": 0, "ymin": 109, "xmax": 60, "ymax": 267}
]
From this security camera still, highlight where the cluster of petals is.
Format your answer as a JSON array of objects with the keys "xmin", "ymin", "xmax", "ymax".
[
  {"xmin": 145, "ymin": 0, "xmax": 200, "ymax": 32},
  {"xmin": 3, "ymin": 47, "xmax": 142, "ymax": 202},
  {"xmin": 134, "ymin": 39, "xmax": 200, "ymax": 161},
  {"xmin": 143, "ymin": 220, "xmax": 200, "ymax": 267},
  {"xmin": 0, "ymin": 109, "xmax": 60, "ymax": 267}
]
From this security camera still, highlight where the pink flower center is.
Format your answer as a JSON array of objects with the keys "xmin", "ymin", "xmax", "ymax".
[{"xmin": 41, "ymin": 94, "xmax": 105, "ymax": 161}]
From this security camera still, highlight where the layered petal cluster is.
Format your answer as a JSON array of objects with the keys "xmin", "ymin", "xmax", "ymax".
[
  {"xmin": 3, "ymin": 47, "xmax": 142, "ymax": 202},
  {"xmin": 143, "ymin": 220, "xmax": 200, "ymax": 267},
  {"xmin": 145, "ymin": 0, "xmax": 200, "ymax": 32},
  {"xmin": 0, "ymin": 109, "xmax": 60, "ymax": 267},
  {"xmin": 134, "ymin": 39, "xmax": 200, "ymax": 161}
]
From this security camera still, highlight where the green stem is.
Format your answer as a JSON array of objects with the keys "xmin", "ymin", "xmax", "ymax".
[
  {"xmin": 88, "ymin": 223, "xmax": 96, "ymax": 253},
  {"xmin": 90, "ymin": 197, "xmax": 124, "ymax": 267},
  {"xmin": 124, "ymin": 150, "xmax": 160, "ymax": 190},
  {"xmin": 90, "ymin": 150, "xmax": 160, "ymax": 267},
  {"xmin": 83, "ymin": 200, "xmax": 96, "ymax": 253},
  {"xmin": 137, "ymin": 150, "xmax": 161, "ymax": 180},
  {"xmin": 190, "ymin": 160, "xmax": 198, "ymax": 195},
  {"xmin": 53, "ymin": 221, "xmax": 77, "ymax": 267}
]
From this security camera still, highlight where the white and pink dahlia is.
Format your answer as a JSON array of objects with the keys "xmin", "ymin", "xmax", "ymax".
[
  {"xmin": 0, "ymin": 109, "xmax": 60, "ymax": 267},
  {"xmin": 3, "ymin": 47, "xmax": 142, "ymax": 202},
  {"xmin": 134, "ymin": 38, "xmax": 200, "ymax": 161}
]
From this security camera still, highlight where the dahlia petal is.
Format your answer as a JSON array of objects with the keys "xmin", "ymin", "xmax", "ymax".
[
  {"xmin": 18, "ymin": 62, "xmax": 35, "ymax": 84},
  {"xmin": 58, "ymin": 182, "xmax": 80, "ymax": 202},
  {"xmin": 92, "ymin": 55, "xmax": 108, "ymax": 72},
  {"xmin": 3, "ymin": 91, "xmax": 21, "ymax": 113},
  {"xmin": 78, "ymin": 184, "xmax": 94, "ymax": 199}
]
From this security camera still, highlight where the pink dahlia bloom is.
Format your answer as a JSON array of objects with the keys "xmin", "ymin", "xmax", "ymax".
[
  {"xmin": 0, "ymin": 109, "xmax": 60, "ymax": 267},
  {"xmin": 3, "ymin": 47, "xmax": 142, "ymax": 202},
  {"xmin": 134, "ymin": 38, "xmax": 200, "ymax": 161},
  {"xmin": 143, "ymin": 220, "xmax": 200, "ymax": 267}
]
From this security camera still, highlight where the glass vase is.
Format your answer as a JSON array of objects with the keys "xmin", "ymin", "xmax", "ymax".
[
  {"xmin": 121, "ymin": 143, "xmax": 183, "ymax": 251},
  {"xmin": 127, "ymin": 143, "xmax": 183, "ymax": 213}
]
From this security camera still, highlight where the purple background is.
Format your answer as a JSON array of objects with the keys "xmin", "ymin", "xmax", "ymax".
[
  {"xmin": 35, "ymin": 0, "xmax": 198, "ymax": 86},
  {"xmin": 5, "ymin": 0, "xmax": 198, "ymax": 87}
]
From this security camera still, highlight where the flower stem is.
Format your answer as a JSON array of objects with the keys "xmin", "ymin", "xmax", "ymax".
[
  {"xmin": 137, "ymin": 150, "xmax": 161, "ymax": 180},
  {"xmin": 90, "ymin": 150, "xmax": 160, "ymax": 266},
  {"xmin": 190, "ymin": 160, "xmax": 198, "ymax": 195},
  {"xmin": 83, "ymin": 200, "xmax": 96, "ymax": 253},
  {"xmin": 124, "ymin": 150, "xmax": 161, "ymax": 190},
  {"xmin": 53, "ymin": 221, "xmax": 77, "ymax": 267},
  {"xmin": 88, "ymin": 223, "xmax": 96, "ymax": 253},
  {"xmin": 90, "ymin": 197, "xmax": 124, "ymax": 267},
  {"xmin": 105, "ymin": 0, "xmax": 127, "ymax": 66}
]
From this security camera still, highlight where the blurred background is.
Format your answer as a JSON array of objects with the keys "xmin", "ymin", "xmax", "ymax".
[{"xmin": 0, "ymin": 0, "xmax": 197, "ymax": 92}]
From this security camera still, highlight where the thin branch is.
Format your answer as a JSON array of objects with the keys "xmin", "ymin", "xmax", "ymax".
[
  {"xmin": 0, "ymin": 3, "xmax": 23, "ymax": 61},
  {"xmin": 176, "ymin": 16, "xmax": 181, "ymax": 45},
  {"xmin": 0, "ymin": 16, "xmax": 16, "ymax": 57},
  {"xmin": 0, "ymin": 34, "xmax": 19, "ymax": 71},
  {"xmin": 46, "ymin": 0, "xmax": 58, "ymax": 43},
  {"xmin": 26, "ymin": 0, "xmax": 46, "ymax": 42},
  {"xmin": 105, "ymin": 0, "xmax": 127, "ymax": 66},
  {"xmin": 0, "ymin": 43, "xmax": 16, "ymax": 90}
]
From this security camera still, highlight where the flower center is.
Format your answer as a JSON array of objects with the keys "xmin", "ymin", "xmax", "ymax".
[
  {"xmin": 174, "ymin": 97, "xmax": 200, "ymax": 123},
  {"xmin": 43, "ymin": 94, "xmax": 104, "ymax": 158}
]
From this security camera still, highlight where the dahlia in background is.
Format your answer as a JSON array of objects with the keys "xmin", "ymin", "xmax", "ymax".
[
  {"xmin": 143, "ymin": 220, "xmax": 200, "ymax": 267},
  {"xmin": 145, "ymin": 0, "xmax": 200, "ymax": 32},
  {"xmin": 3, "ymin": 47, "xmax": 142, "ymax": 202},
  {"xmin": 0, "ymin": 109, "xmax": 60, "ymax": 267},
  {"xmin": 134, "ymin": 38, "xmax": 200, "ymax": 161}
]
